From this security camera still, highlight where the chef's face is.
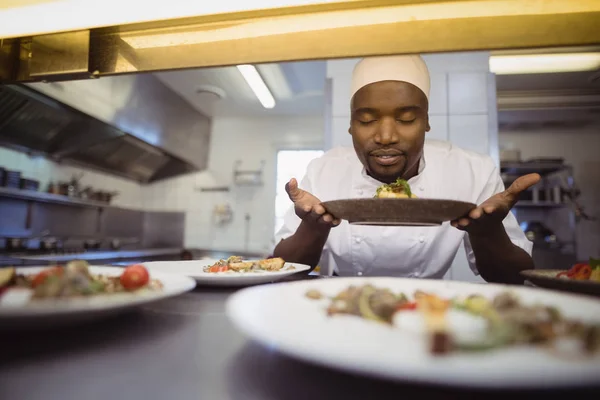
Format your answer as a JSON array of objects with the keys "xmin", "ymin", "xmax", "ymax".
[{"xmin": 349, "ymin": 80, "xmax": 430, "ymax": 184}]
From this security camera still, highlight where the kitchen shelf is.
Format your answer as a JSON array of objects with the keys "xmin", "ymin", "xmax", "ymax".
[
  {"xmin": 514, "ymin": 201, "xmax": 569, "ymax": 208},
  {"xmin": 0, "ymin": 186, "xmax": 112, "ymax": 209},
  {"xmin": 500, "ymin": 161, "xmax": 571, "ymax": 176}
]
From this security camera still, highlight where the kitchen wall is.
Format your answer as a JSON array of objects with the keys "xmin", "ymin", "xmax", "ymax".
[
  {"xmin": 0, "ymin": 147, "xmax": 143, "ymax": 209},
  {"xmin": 500, "ymin": 127, "xmax": 600, "ymax": 261},
  {"xmin": 143, "ymin": 115, "xmax": 324, "ymax": 254},
  {"xmin": 324, "ymin": 51, "xmax": 498, "ymax": 282},
  {"xmin": 0, "ymin": 114, "xmax": 323, "ymax": 253}
]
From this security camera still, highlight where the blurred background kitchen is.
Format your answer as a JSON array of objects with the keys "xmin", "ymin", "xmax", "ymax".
[{"xmin": 0, "ymin": 45, "xmax": 598, "ymax": 281}]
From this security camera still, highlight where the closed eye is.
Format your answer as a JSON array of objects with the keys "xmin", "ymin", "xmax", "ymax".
[{"xmin": 359, "ymin": 120, "xmax": 377, "ymax": 125}]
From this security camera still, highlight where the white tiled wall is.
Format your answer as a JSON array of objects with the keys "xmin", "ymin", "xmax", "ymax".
[
  {"xmin": 142, "ymin": 116, "xmax": 325, "ymax": 254},
  {"xmin": 0, "ymin": 147, "xmax": 143, "ymax": 209},
  {"xmin": 325, "ymin": 52, "xmax": 498, "ymax": 282}
]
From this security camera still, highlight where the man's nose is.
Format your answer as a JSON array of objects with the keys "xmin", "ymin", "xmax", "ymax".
[{"xmin": 374, "ymin": 118, "xmax": 399, "ymax": 145}]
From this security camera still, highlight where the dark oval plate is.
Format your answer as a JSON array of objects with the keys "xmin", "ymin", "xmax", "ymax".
[
  {"xmin": 520, "ymin": 269, "xmax": 600, "ymax": 297},
  {"xmin": 320, "ymin": 198, "xmax": 476, "ymax": 226}
]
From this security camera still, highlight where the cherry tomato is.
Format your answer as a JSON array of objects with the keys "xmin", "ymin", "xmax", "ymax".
[
  {"xmin": 120, "ymin": 264, "xmax": 150, "ymax": 290},
  {"xmin": 566, "ymin": 263, "xmax": 588, "ymax": 276},
  {"xmin": 32, "ymin": 266, "xmax": 64, "ymax": 288},
  {"xmin": 209, "ymin": 265, "xmax": 220, "ymax": 273},
  {"xmin": 572, "ymin": 264, "xmax": 592, "ymax": 280},
  {"xmin": 397, "ymin": 302, "xmax": 417, "ymax": 311}
]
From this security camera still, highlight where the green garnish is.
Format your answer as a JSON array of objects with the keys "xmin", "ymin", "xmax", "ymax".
[{"xmin": 374, "ymin": 178, "xmax": 413, "ymax": 198}]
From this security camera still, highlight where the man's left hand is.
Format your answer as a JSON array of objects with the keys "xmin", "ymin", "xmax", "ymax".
[{"xmin": 451, "ymin": 173, "xmax": 541, "ymax": 236}]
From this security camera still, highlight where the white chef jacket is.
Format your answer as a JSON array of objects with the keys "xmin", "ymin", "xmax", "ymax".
[{"xmin": 274, "ymin": 139, "xmax": 532, "ymax": 278}]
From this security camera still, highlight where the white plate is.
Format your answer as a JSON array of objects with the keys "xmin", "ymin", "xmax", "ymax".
[
  {"xmin": 0, "ymin": 266, "xmax": 196, "ymax": 329},
  {"xmin": 226, "ymin": 277, "xmax": 600, "ymax": 388},
  {"xmin": 143, "ymin": 259, "xmax": 311, "ymax": 287}
]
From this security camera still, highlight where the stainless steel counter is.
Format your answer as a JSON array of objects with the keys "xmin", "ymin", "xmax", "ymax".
[
  {"xmin": 11, "ymin": 247, "xmax": 183, "ymax": 262},
  {"xmin": 1, "ymin": 276, "xmax": 598, "ymax": 400}
]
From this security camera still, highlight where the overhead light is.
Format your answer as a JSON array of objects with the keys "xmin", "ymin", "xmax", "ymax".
[
  {"xmin": 237, "ymin": 64, "xmax": 275, "ymax": 109},
  {"xmin": 490, "ymin": 53, "xmax": 600, "ymax": 75}
]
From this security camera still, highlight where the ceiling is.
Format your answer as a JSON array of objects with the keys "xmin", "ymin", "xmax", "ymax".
[
  {"xmin": 155, "ymin": 49, "xmax": 600, "ymax": 130},
  {"xmin": 155, "ymin": 60, "xmax": 326, "ymax": 117}
]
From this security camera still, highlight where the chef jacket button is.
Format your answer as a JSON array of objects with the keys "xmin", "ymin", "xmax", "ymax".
[
  {"xmin": 419, "ymin": 187, "xmax": 424, "ymax": 191},
  {"xmin": 355, "ymin": 237, "xmax": 361, "ymax": 243},
  {"xmin": 357, "ymin": 189, "xmax": 363, "ymax": 195},
  {"xmin": 357, "ymin": 271, "xmax": 363, "ymax": 276},
  {"xmin": 419, "ymin": 236, "xmax": 425, "ymax": 243}
]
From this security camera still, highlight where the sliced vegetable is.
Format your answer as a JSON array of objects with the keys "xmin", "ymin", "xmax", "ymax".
[
  {"xmin": 358, "ymin": 286, "xmax": 386, "ymax": 323},
  {"xmin": 397, "ymin": 302, "xmax": 417, "ymax": 311},
  {"xmin": 0, "ymin": 267, "xmax": 16, "ymax": 288},
  {"xmin": 120, "ymin": 264, "xmax": 150, "ymax": 290},
  {"xmin": 571, "ymin": 264, "xmax": 592, "ymax": 280},
  {"xmin": 32, "ymin": 266, "xmax": 64, "ymax": 288}
]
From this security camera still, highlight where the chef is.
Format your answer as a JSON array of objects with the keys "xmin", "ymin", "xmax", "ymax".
[{"xmin": 273, "ymin": 54, "xmax": 540, "ymax": 284}]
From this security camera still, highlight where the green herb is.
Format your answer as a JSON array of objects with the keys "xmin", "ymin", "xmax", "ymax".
[
  {"xmin": 590, "ymin": 257, "xmax": 600, "ymax": 271},
  {"xmin": 375, "ymin": 178, "xmax": 413, "ymax": 197}
]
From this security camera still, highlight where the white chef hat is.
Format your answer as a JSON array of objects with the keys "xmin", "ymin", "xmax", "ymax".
[{"xmin": 350, "ymin": 54, "xmax": 430, "ymax": 101}]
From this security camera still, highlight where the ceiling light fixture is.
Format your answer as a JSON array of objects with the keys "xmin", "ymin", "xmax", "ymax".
[
  {"xmin": 237, "ymin": 64, "xmax": 275, "ymax": 109},
  {"xmin": 489, "ymin": 52, "xmax": 600, "ymax": 75}
]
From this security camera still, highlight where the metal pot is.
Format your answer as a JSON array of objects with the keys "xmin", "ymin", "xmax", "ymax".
[
  {"xmin": 39, "ymin": 237, "xmax": 61, "ymax": 251},
  {"xmin": 521, "ymin": 221, "xmax": 557, "ymax": 244},
  {"xmin": 84, "ymin": 239, "xmax": 101, "ymax": 250},
  {"xmin": 6, "ymin": 237, "xmax": 27, "ymax": 251}
]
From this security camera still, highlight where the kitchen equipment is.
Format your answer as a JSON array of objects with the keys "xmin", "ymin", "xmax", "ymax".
[
  {"xmin": 46, "ymin": 181, "xmax": 60, "ymax": 194},
  {"xmin": 525, "ymin": 157, "xmax": 564, "ymax": 165},
  {"xmin": 57, "ymin": 182, "xmax": 71, "ymax": 196},
  {"xmin": 2, "ymin": 169, "xmax": 21, "ymax": 188},
  {"xmin": 519, "ymin": 221, "xmax": 557, "ymax": 244},
  {"xmin": 109, "ymin": 237, "xmax": 139, "ymax": 250},
  {"xmin": 92, "ymin": 191, "xmax": 119, "ymax": 203},
  {"xmin": 84, "ymin": 239, "xmax": 101, "ymax": 250},
  {"xmin": 321, "ymin": 198, "xmax": 476, "ymax": 226},
  {"xmin": 39, "ymin": 237, "xmax": 62, "ymax": 252},
  {"xmin": 19, "ymin": 178, "xmax": 40, "ymax": 191},
  {"xmin": 5, "ymin": 237, "xmax": 28, "ymax": 251}
]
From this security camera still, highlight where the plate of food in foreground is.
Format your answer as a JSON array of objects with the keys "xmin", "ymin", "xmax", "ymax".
[
  {"xmin": 226, "ymin": 277, "xmax": 600, "ymax": 388},
  {"xmin": 321, "ymin": 178, "xmax": 475, "ymax": 226},
  {"xmin": 0, "ymin": 261, "xmax": 196, "ymax": 329},
  {"xmin": 143, "ymin": 256, "xmax": 311, "ymax": 287},
  {"xmin": 521, "ymin": 257, "xmax": 600, "ymax": 297}
]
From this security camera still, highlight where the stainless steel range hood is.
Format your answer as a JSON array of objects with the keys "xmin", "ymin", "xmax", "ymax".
[{"xmin": 0, "ymin": 74, "xmax": 211, "ymax": 183}]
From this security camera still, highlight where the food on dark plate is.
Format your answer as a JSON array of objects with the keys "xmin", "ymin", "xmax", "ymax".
[
  {"xmin": 556, "ymin": 257, "xmax": 600, "ymax": 282},
  {"xmin": 374, "ymin": 178, "xmax": 417, "ymax": 198},
  {"xmin": 0, "ymin": 261, "xmax": 162, "ymax": 305},
  {"xmin": 204, "ymin": 256, "xmax": 291, "ymax": 273},
  {"xmin": 306, "ymin": 284, "xmax": 600, "ymax": 357}
]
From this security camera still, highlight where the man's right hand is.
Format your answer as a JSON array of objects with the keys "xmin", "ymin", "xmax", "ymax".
[{"xmin": 285, "ymin": 178, "xmax": 340, "ymax": 228}]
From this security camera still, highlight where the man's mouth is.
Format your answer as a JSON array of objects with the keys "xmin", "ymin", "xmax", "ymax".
[{"xmin": 370, "ymin": 151, "xmax": 404, "ymax": 166}]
